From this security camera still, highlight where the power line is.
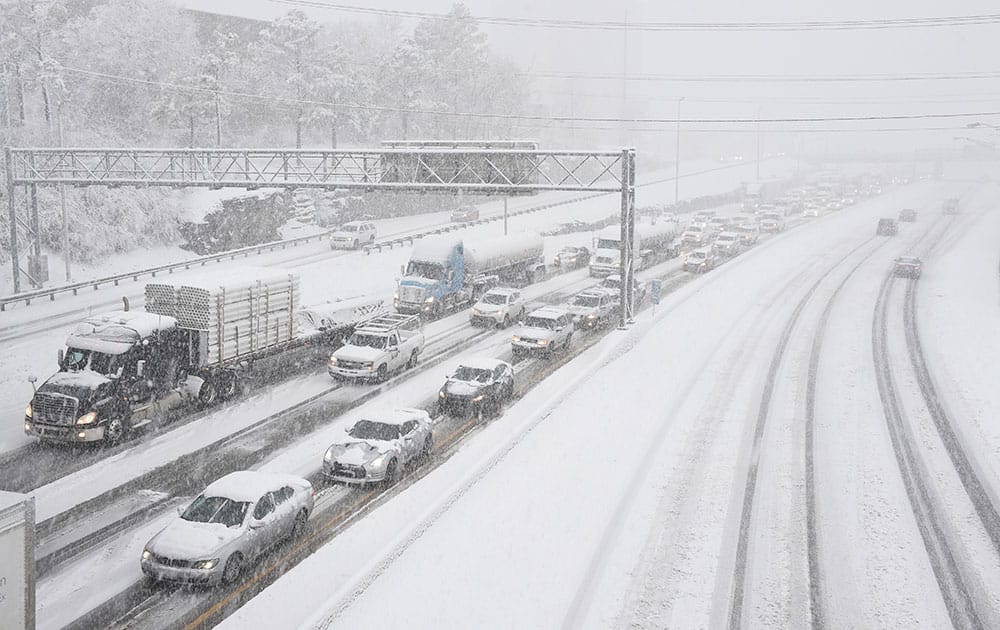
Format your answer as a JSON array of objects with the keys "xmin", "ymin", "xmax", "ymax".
[
  {"xmin": 523, "ymin": 70, "xmax": 1000, "ymax": 83},
  {"xmin": 268, "ymin": 0, "xmax": 1000, "ymax": 32},
  {"xmin": 59, "ymin": 64, "xmax": 1000, "ymax": 127}
]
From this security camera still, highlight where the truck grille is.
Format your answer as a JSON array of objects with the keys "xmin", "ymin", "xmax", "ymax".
[
  {"xmin": 33, "ymin": 393, "xmax": 79, "ymax": 425},
  {"xmin": 398, "ymin": 285, "xmax": 425, "ymax": 303},
  {"xmin": 336, "ymin": 360, "xmax": 368, "ymax": 371}
]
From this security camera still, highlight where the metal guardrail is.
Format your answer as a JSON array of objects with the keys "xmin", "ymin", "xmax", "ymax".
[{"xmin": 0, "ymin": 230, "xmax": 333, "ymax": 312}]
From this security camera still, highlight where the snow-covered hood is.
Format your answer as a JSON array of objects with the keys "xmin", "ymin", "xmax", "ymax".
[
  {"xmin": 443, "ymin": 379, "xmax": 486, "ymax": 397},
  {"xmin": 147, "ymin": 518, "xmax": 243, "ymax": 560},
  {"xmin": 514, "ymin": 325, "xmax": 556, "ymax": 341},
  {"xmin": 42, "ymin": 369, "xmax": 112, "ymax": 393},
  {"xmin": 328, "ymin": 440, "xmax": 396, "ymax": 465},
  {"xmin": 333, "ymin": 344, "xmax": 386, "ymax": 363},
  {"xmin": 567, "ymin": 304, "xmax": 597, "ymax": 317},
  {"xmin": 472, "ymin": 302, "xmax": 503, "ymax": 314},
  {"xmin": 399, "ymin": 276, "xmax": 438, "ymax": 290}
]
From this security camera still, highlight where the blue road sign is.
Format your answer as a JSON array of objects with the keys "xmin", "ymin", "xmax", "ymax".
[{"xmin": 650, "ymin": 279, "xmax": 662, "ymax": 305}]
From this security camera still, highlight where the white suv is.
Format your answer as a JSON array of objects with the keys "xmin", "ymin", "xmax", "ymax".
[
  {"xmin": 330, "ymin": 221, "xmax": 377, "ymax": 249},
  {"xmin": 469, "ymin": 287, "xmax": 527, "ymax": 328},
  {"xmin": 511, "ymin": 307, "xmax": 575, "ymax": 357}
]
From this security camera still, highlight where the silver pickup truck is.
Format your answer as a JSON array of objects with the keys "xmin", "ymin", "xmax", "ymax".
[{"xmin": 328, "ymin": 314, "xmax": 424, "ymax": 382}]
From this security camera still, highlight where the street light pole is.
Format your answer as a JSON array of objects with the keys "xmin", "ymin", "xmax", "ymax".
[
  {"xmin": 756, "ymin": 106, "xmax": 762, "ymax": 181},
  {"xmin": 674, "ymin": 96, "xmax": 685, "ymax": 204}
]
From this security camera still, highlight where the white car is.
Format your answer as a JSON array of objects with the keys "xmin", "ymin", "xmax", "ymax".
[
  {"xmin": 566, "ymin": 288, "xmax": 617, "ymax": 329},
  {"xmin": 323, "ymin": 409, "xmax": 434, "ymax": 485},
  {"xmin": 712, "ymin": 232, "xmax": 742, "ymax": 257},
  {"xmin": 469, "ymin": 287, "xmax": 527, "ymax": 328},
  {"xmin": 329, "ymin": 221, "xmax": 377, "ymax": 249},
  {"xmin": 141, "ymin": 471, "xmax": 313, "ymax": 586},
  {"xmin": 511, "ymin": 307, "xmax": 575, "ymax": 357},
  {"xmin": 681, "ymin": 224, "xmax": 708, "ymax": 246}
]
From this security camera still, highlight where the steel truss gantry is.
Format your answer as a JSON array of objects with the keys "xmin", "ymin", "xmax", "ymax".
[{"xmin": 4, "ymin": 146, "xmax": 638, "ymax": 324}]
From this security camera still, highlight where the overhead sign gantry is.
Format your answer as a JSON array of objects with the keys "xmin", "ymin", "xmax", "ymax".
[{"xmin": 4, "ymin": 143, "xmax": 637, "ymax": 324}]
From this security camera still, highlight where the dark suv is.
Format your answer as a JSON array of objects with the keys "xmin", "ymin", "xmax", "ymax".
[
  {"xmin": 438, "ymin": 358, "xmax": 515, "ymax": 418},
  {"xmin": 876, "ymin": 218, "xmax": 898, "ymax": 236},
  {"xmin": 898, "ymin": 209, "xmax": 917, "ymax": 222}
]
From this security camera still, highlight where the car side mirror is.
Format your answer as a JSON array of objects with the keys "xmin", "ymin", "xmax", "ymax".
[
  {"xmin": 249, "ymin": 518, "xmax": 265, "ymax": 529},
  {"xmin": 176, "ymin": 505, "xmax": 185, "ymax": 516},
  {"xmin": 57, "ymin": 349, "xmax": 64, "ymax": 365},
  {"xmin": 136, "ymin": 360, "xmax": 145, "ymax": 378}
]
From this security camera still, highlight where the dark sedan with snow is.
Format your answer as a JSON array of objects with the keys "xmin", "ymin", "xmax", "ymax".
[
  {"xmin": 893, "ymin": 256, "xmax": 922, "ymax": 278},
  {"xmin": 438, "ymin": 358, "xmax": 515, "ymax": 418}
]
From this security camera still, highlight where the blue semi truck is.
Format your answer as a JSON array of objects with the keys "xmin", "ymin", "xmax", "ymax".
[{"xmin": 394, "ymin": 232, "xmax": 546, "ymax": 317}]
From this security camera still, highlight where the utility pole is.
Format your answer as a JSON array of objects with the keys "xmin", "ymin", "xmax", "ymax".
[
  {"xmin": 756, "ymin": 106, "xmax": 762, "ymax": 181},
  {"xmin": 675, "ymin": 96, "xmax": 685, "ymax": 204},
  {"xmin": 621, "ymin": 8, "xmax": 628, "ymax": 147},
  {"xmin": 57, "ymin": 98, "xmax": 70, "ymax": 282},
  {"xmin": 215, "ymin": 92, "xmax": 222, "ymax": 147},
  {"xmin": 503, "ymin": 197, "xmax": 509, "ymax": 235}
]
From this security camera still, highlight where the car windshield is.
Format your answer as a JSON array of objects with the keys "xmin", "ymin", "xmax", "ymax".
[
  {"xmin": 689, "ymin": 253, "xmax": 706, "ymax": 260},
  {"xmin": 596, "ymin": 238, "xmax": 619, "ymax": 249},
  {"xmin": 349, "ymin": 420, "xmax": 401, "ymax": 441},
  {"xmin": 406, "ymin": 261, "xmax": 447, "ymax": 281},
  {"xmin": 181, "ymin": 495, "xmax": 249, "ymax": 528},
  {"xmin": 687, "ymin": 226, "xmax": 703, "ymax": 233},
  {"xmin": 482, "ymin": 293, "xmax": 508, "ymax": 306},
  {"xmin": 342, "ymin": 225, "xmax": 358, "ymax": 232},
  {"xmin": 454, "ymin": 366, "xmax": 492, "ymax": 382},
  {"xmin": 349, "ymin": 333, "xmax": 387, "ymax": 349},
  {"xmin": 64, "ymin": 347, "xmax": 125, "ymax": 376},
  {"xmin": 572, "ymin": 295, "xmax": 601, "ymax": 307},
  {"xmin": 525, "ymin": 316, "xmax": 558, "ymax": 330},
  {"xmin": 560, "ymin": 247, "xmax": 579, "ymax": 256}
]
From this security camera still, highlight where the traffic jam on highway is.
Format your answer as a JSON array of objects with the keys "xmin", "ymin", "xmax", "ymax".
[{"xmin": 4, "ymin": 161, "xmax": 956, "ymax": 630}]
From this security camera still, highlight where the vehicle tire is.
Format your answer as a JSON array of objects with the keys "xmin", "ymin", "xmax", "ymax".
[
  {"xmin": 197, "ymin": 378, "xmax": 219, "ymax": 408},
  {"xmin": 384, "ymin": 458, "xmax": 400, "ymax": 486},
  {"xmin": 289, "ymin": 509, "xmax": 308, "ymax": 540},
  {"xmin": 376, "ymin": 364, "xmax": 388, "ymax": 383},
  {"xmin": 565, "ymin": 333, "xmax": 574, "ymax": 348},
  {"xmin": 352, "ymin": 239, "xmax": 358, "ymax": 249},
  {"xmin": 219, "ymin": 371, "xmax": 240, "ymax": 401},
  {"xmin": 406, "ymin": 351, "xmax": 418, "ymax": 370},
  {"xmin": 503, "ymin": 379, "xmax": 515, "ymax": 400},
  {"xmin": 104, "ymin": 416, "xmax": 129, "ymax": 446},
  {"xmin": 421, "ymin": 435, "xmax": 433, "ymax": 460},
  {"xmin": 501, "ymin": 314, "xmax": 511, "ymax": 329},
  {"xmin": 222, "ymin": 553, "xmax": 244, "ymax": 584}
]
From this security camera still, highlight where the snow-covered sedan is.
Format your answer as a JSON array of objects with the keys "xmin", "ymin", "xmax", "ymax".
[
  {"xmin": 323, "ymin": 409, "xmax": 434, "ymax": 485},
  {"xmin": 683, "ymin": 248, "xmax": 717, "ymax": 273},
  {"xmin": 141, "ymin": 471, "xmax": 313, "ymax": 586},
  {"xmin": 438, "ymin": 358, "xmax": 515, "ymax": 418},
  {"xmin": 566, "ymin": 288, "xmax": 617, "ymax": 329}
]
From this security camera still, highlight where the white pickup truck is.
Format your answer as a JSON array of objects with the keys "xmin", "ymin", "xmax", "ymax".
[{"xmin": 328, "ymin": 314, "xmax": 424, "ymax": 382}]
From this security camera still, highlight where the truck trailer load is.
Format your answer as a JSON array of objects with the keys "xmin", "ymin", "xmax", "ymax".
[
  {"xmin": 589, "ymin": 220, "xmax": 679, "ymax": 277},
  {"xmin": 395, "ymin": 232, "xmax": 545, "ymax": 316},
  {"xmin": 24, "ymin": 270, "xmax": 373, "ymax": 447}
]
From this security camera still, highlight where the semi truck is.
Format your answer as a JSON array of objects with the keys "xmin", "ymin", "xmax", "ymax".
[
  {"xmin": 589, "ymin": 220, "xmax": 678, "ymax": 278},
  {"xmin": 23, "ymin": 269, "xmax": 382, "ymax": 446},
  {"xmin": 394, "ymin": 232, "xmax": 546, "ymax": 317}
]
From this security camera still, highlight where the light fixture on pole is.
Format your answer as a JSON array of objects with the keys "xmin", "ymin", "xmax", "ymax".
[{"xmin": 674, "ymin": 96, "xmax": 685, "ymax": 204}]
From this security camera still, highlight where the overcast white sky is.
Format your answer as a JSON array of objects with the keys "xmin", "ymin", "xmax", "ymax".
[{"xmin": 176, "ymin": 0, "xmax": 1000, "ymax": 156}]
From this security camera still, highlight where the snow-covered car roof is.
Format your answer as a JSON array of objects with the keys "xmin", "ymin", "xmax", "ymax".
[
  {"xmin": 895, "ymin": 256, "xmax": 921, "ymax": 264},
  {"xmin": 455, "ymin": 357, "xmax": 511, "ymax": 372},
  {"xmin": 526, "ymin": 306, "xmax": 570, "ymax": 320},
  {"xmin": 688, "ymin": 247, "xmax": 712, "ymax": 257},
  {"xmin": 577, "ymin": 288, "xmax": 615, "ymax": 299},
  {"xmin": 357, "ymin": 407, "xmax": 431, "ymax": 427},
  {"xmin": 482, "ymin": 287, "xmax": 518, "ymax": 297},
  {"xmin": 203, "ymin": 470, "xmax": 310, "ymax": 503},
  {"xmin": 717, "ymin": 232, "xmax": 739, "ymax": 240}
]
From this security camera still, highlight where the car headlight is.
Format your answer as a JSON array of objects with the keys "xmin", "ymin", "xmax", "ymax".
[
  {"xmin": 76, "ymin": 411, "xmax": 97, "ymax": 425},
  {"xmin": 142, "ymin": 549, "xmax": 152, "ymax": 561},
  {"xmin": 512, "ymin": 335, "xmax": 521, "ymax": 343},
  {"xmin": 472, "ymin": 394, "xmax": 485, "ymax": 403},
  {"xmin": 25, "ymin": 402, "xmax": 32, "ymax": 418},
  {"xmin": 324, "ymin": 447, "xmax": 334, "ymax": 462},
  {"xmin": 370, "ymin": 453, "xmax": 390, "ymax": 470},
  {"xmin": 393, "ymin": 292, "xmax": 399, "ymax": 300},
  {"xmin": 364, "ymin": 361, "xmax": 374, "ymax": 371},
  {"xmin": 192, "ymin": 558, "xmax": 219, "ymax": 570},
  {"xmin": 587, "ymin": 314, "xmax": 597, "ymax": 320},
  {"xmin": 439, "ymin": 390, "xmax": 447, "ymax": 399},
  {"xmin": 425, "ymin": 296, "xmax": 436, "ymax": 303},
  {"xmin": 537, "ymin": 339, "xmax": 549, "ymax": 346},
  {"xmin": 328, "ymin": 356, "xmax": 338, "ymax": 367}
]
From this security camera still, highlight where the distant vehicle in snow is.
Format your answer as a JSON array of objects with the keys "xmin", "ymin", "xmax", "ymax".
[
  {"xmin": 758, "ymin": 212, "xmax": 785, "ymax": 233},
  {"xmin": 329, "ymin": 221, "xmax": 377, "ymax": 249},
  {"xmin": 942, "ymin": 198, "xmax": 960, "ymax": 215},
  {"xmin": 599, "ymin": 274, "xmax": 647, "ymax": 306},
  {"xmin": 438, "ymin": 358, "xmax": 515, "ymax": 418},
  {"xmin": 876, "ymin": 218, "xmax": 899, "ymax": 236},
  {"xmin": 511, "ymin": 307, "xmax": 575, "ymax": 357},
  {"xmin": 469, "ymin": 287, "xmax": 527, "ymax": 328},
  {"xmin": 683, "ymin": 248, "xmax": 717, "ymax": 273},
  {"xmin": 893, "ymin": 257, "xmax": 922, "ymax": 278},
  {"xmin": 732, "ymin": 223, "xmax": 760, "ymax": 246},
  {"xmin": 323, "ymin": 409, "xmax": 433, "ymax": 485},
  {"xmin": 141, "ymin": 471, "xmax": 313, "ymax": 586},
  {"xmin": 450, "ymin": 206, "xmax": 480, "ymax": 222},
  {"xmin": 554, "ymin": 245, "xmax": 591, "ymax": 269},
  {"xmin": 566, "ymin": 288, "xmax": 618, "ymax": 329},
  {"xmin": 898, "ymin": 209, "xmax": 917, "ymax": 222},
  {"xmin": 712, "ymin": 231, "xmax": 743, "ymax": 257}
]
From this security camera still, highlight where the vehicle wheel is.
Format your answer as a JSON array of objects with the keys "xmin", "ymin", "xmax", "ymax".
[
  {"xmin": 289, "ymin": 509, "xmax": 308, "ymax": 540},
  {"xmin": 197, "ymin": 378, "xmax": 219, "ymax": 408},
  {"xmin": 384, "ymin": 458, "xmax": 401, "ymax": 486},
  {"xmin": 352, "ymin": 239, "xmax": 358, "ymax": 249},
  {"xmin": 503, "ymin": 380, "xmax": 514, "ymax": 400},
  {"xmin": 219, "ymin": 371, "xmax": 240, "ymax": 401},
  {"xmin": 223, "ymin": 553, "xmax": 244, "ymax": 584},
  {"xmin": 501, "ymin": 314, "xmax": 511, "ymax": 328},
  {"xmin": 104, "ymin": 416, "xmax": 128, "ymax": 445},
  {"xmin": 406, "ymin": 351, "xmax": 418, "ymax": 369},
  {"xmin": 565, "ymin": 333, "xmax": 574, "ymax": 348},
  {"xmin": 376, "ymin": 364, "xmax": 388, "ymax": 383},
  {"xmin": 421, "ymin": 435, "xmax": 433, "ymax": 460}
]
